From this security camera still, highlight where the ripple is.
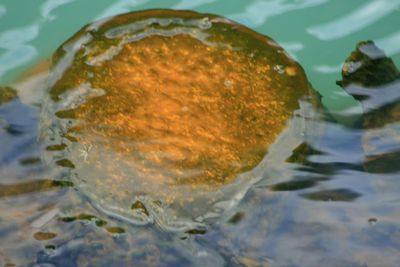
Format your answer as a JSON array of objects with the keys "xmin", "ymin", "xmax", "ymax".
[
  {"xmin": 313, "ymin": 64, "xmax": 342, "ymax": 74},
  {"xmin": 0, "ymin": 5, "xmax": 6, "ymax": 18},
  {"xmin": 0, "ymin": 25, "xmax": 39, "ymax": 79},
  {"xmin": 40, "ymin": 0, "xmax": 77, "ymax": 20},
  {"xmin": 301, "ymin": 188, "xmax": 362, "ymax": 202},
  {"xmin": 95, "ymin": 0, "xmax": 150, "ymax": 20},
  {"xmin": 345, "ymin": 81, "xmax": 400, "ymax": 112},
  {"xmin": 0, "ymin": 46, "xmax": 37, "ymax": 80},
  {"xmin": 376, "ymin": 30, "xmax": 400, "ymax": 57},
  {"xmin": 229, "ymin": 0, "xmax": 328, "ymax": 27},
  {"xmin": 174, "ymin": 0, "xmax": 216, "ymax": 9},
  {"xmin": 307, "ymin": 0, "xmax": 400, "ymax": 40},
  {"xmin": 0, "ymin": 25, "xmax": 39, "ymax": 48},
  {"xmin": 1, "ymin": 2, "xmax": 400, "ymax": 266}
]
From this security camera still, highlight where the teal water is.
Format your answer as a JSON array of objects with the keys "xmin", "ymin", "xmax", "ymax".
[
  {"xmin": 0, "ymin": 1, "xmax": 400, "ymax": 266},
  {"xmin": 1, "ymin": 0, "xmax": 400, "ymax": 114}
]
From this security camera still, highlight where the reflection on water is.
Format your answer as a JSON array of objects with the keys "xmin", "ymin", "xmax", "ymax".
[
  {"xmin": 307, "ymin": 0, "xmax": 400, "ymax": 40},
  {"xmin": 174, "ymin": 0, "xmax": 216, "ymax": 9},
  {"xmin": 230, "ymin": 0, "xmax": 328, "ymax": 27},
  {"xmin": 40, "ymin": 0, "xmax": 77, "ymax": 20},
  {"xmin": 376, "ymin": 30, "xmax": 400, "ymax": 57},
  {"xmin": 0, "ymin": 5, "xmax": 6, "ymax": 18},
  {"xmin": 0, "ymin": 0, "xmax": 48, "ymax": 79},
  {"xmin": 0, "ymin": 1, "xmax": 400, "ymax": 267}
]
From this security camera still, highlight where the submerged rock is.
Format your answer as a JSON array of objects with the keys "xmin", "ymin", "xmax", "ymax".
[{"xmin": 39, "ymin": 9, "xmax": 316, "ymax": 229}]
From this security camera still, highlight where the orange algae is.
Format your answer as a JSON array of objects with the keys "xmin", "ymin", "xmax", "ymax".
[
  {"xmin": 33, "ymin": 231, "xmax": 57, "ymax": 241},
  {"xmin": 43, "ymin": 10, "xmax": 311, "ymax": 222}
]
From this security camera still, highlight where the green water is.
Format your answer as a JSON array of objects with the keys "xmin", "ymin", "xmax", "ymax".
[
  {"xmin": 1, "ymin": 0, "xmax": 400, "ymax": 115},
  {"xmin": 1, "ymin": 1, "xmax": 400, "ymax": 267}
]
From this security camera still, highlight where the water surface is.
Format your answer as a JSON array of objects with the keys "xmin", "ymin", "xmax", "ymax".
[{"xmin": 1, "ymin": 1, "xmax": 400, "ymax": 266}]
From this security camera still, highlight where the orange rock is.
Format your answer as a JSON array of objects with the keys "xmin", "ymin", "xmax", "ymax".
[{"xmin": 41, "ymin": 9, "xmax": 313, "ymax": 225}]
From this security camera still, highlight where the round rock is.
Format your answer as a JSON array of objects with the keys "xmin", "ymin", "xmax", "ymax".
[{"xmin": 40, "ymin": 9, "xmax": 313, "ymax": 229}]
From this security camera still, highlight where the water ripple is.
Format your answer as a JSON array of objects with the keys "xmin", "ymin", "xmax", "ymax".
[
  {"xmin": 376, "ymin": 30, "xmax": 400, "ymax": 57},
  {"xmin": 174, "ymin": 0, "xmax": 216, "ymax": 9},
  {"xmin": 279, "ymin": 42, "xmax": 304, "ymax": 60},
  {"xmin": 308, "ymin": 0, "xmax": 400, "ymax": 40},
  {"xmin": 96, "ymin": 0, "xmax": 149, "ymax": 20},
  {"xmin": 229, "ymin": 0, "xmax": 328, "ymax": 27},
  {"xmin": 0, "ymin": 46, "xmax": 37, "ymax": 79},
  {"xmin": 313, "ymin": 64, "xmax": 342, "ymax": 74},
  {"xmin": 0, "ymin": 25, "xmax": 39, "ymax": 79},
  {"xmin": 41, "ymin": 0, "xmax": 77, "ymax": 20},
  {"xmin": 0, "ymin": 25, "xmax": 39, "ymax": 49},
  {"xmin": 346, "ymin": 80, "xmax": 400, "ymax": 112},
  {"xmin": 0, "ymin": 5, "xmax": 6, "ymax": 18},
  {"xmin": 0, "ymin": 2, "xmax": 400, "ymax": 266}
]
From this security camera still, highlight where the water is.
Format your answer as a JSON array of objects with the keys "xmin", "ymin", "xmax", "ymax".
[{"xmin": 0, "ymin": 1, "xmax": 400, "ymax": 266}]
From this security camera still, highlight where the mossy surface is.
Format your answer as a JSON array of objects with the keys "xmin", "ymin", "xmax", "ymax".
[{"xmin": 0, "ymin": 86, "xmax": 17, "ymax": 104}]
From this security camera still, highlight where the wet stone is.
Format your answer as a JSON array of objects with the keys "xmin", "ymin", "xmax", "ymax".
[
  {"xmin": 40, "ymin": 9, "xmax": 314, "ymax": 228},
  {"xmin": 33, "ymin": 231, "xmax": 57, "ymax": 241}
]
